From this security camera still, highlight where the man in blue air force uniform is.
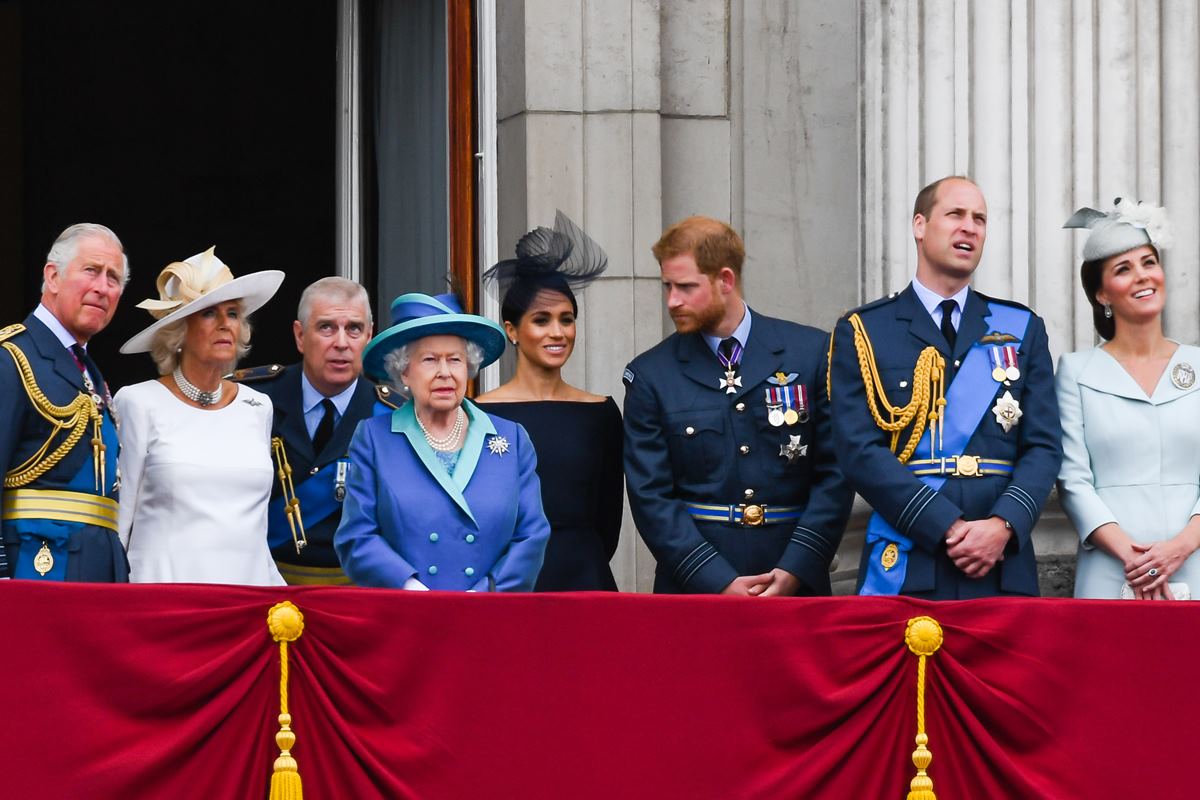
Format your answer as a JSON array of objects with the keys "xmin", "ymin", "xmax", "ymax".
[
  {"xmin": 235, "ymin": 277, "xmax": 396, "ymax": 585},
  {"xmin": 830, "ymin": 176, "xmax": 1063, "ymax": 598},
  {"xmin": 623, "ymin": 216, "xmax": 853, "ymax": 595},
  {"xmin": 0, "ymin": 224, "xmax": 128, "ymax": 581}
]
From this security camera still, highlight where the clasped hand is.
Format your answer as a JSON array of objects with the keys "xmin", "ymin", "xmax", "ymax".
[
  {"xmin": 721, "ymin": 568, "xmax": 801, "ymax": 597},
  {"xmin": 945, "ymin": 516, "xmax": 1011, "ymax": 578}
]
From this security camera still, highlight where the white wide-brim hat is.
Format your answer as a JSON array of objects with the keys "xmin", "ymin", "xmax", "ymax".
[{"xmin": 120, "ymin": 246, "xmax": 284, "ymax": 354}]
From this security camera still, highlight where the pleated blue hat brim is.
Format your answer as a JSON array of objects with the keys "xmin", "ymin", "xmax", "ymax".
[{"xmin": 362, "ymin": 314, "xmax": 507, "ymax": 382}]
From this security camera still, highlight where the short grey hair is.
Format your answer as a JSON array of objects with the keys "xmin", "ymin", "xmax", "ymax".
[
  {"xmin": 148, "ymin": 301, "xmax": 253, "ymax": 375},
  {"xmin": 382, "ymin": 337, "xmax": 484, "ymax": 399},
  {"xmin": 43, "ymin": 223, "xmax": 130, "ymax": 291},
  {"xmin": 297, "ymin": 276, "xmax": 372, "ymax": 328}
]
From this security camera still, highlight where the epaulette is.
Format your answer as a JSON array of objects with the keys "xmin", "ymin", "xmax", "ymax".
[
  {"xmin": 375, "ymin": 383, "xmax": 402, "ymax": 409},
  {"xmin": 972, "ymin": 291, "xmax": 1034, "ymax": 313},
  {"xmin": 229, "ymin": 364, "xmax": 284, "ymax": 382},
  {"xmin": 0, "ymin": 323, "xmax": 26, "ymax": 343}
]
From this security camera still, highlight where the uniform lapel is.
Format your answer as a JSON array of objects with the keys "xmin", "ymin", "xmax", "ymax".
[
  {"xmin": 676, "ymin": 333, "xmax": 724, "ymax": 393},
  {"xmin": 276, "ymin": 366, "xmax": 314, "ymax": 462},
  {"xmin": 327, "ymin": 377, "xmax": 377, "ymax": 455},
  {"xmin": 954, "ymin": 289, "xmax": 989, "ymax": 361},
  {"xmin": 732, "ymin": 311, "xmax": 784, "ymax": 399},
  {"xmin": 895, "ymin": 286, "xmax": 946, "ymax": 354},
  {"xmin": 24, "ymin": 314, "xmax": 88, "ymax": 393}
]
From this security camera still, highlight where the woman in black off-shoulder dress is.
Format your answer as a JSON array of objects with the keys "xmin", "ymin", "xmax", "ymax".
[{"xmin": 476, "ymin": 211, "xmax": 622, "ymax": 591}]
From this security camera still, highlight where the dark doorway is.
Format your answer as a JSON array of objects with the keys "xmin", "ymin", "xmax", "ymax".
[{"xmin": 6, "ymin": 0, "xmax": 337, "ymax": 390}]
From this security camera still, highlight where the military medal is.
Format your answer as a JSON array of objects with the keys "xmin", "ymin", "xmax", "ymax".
[
  {"xmin": 988, "ymin": 345, "xmax": 1020, "ymax": 382},
  {"xmin": 1172, "ymin": 362, "xmax": 1196, "ymax": 389},
  {"xmin": 779, "ymin": 434, "xmax": 807, "ymax": 463},
  {"xmin": 33, "ymin": 541, "xmax": 54, "ymax": 576},
  {"xmin": 1002, "ymin": 345, "xmax": 1021, "ymax": 382},
  {"xmin": 764, "ymin": 389, "xmax": 785, "ymax": 427},
  {"xmin": 717, "ymin": 340, "xmax": 744, "ymax": 395},
  {"xmin": 988, "ymin": 347, "xmax": 1007, "ymax": 382},
  {"xmin": 992, "ymin": 390, "xmax": 1022, "ymax": 433}
]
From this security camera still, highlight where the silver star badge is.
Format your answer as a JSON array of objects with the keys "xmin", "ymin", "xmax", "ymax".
[
  {"xmin": 780, "ymin": 435, "xmax": 808, "ymax": 464},
  {"xmin": 719, "ymin": 370, "xmax": 743, "ymax": 395},
  {"xmin": 486, "ymin": 435, "xmax": 510, "ymax": 457},
  {"xmin": 991, "ymin": 390, "xmax": 1022, "ymax": 433}
]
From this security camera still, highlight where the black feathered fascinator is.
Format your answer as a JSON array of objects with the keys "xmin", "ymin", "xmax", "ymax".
[{"xmin": 483, "ymin": 210, "xmax": 608, "ymax": 324}]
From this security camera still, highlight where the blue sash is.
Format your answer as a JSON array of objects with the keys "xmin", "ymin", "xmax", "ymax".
[
  {"xmin": 13, "ymin": 411, "xmax": 119, "ymax": 581},
  {"xmin": 859, "ymin": 302, "xmax": 1031, "ymax": 595},
  {"xmin": 267, "ymin": 459, "xmax": 348, "ymax": 549}
]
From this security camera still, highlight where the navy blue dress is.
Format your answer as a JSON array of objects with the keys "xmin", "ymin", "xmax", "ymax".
[{"xmin": 477, "ymin": 398, "xmax": 622, "ymax": 591}]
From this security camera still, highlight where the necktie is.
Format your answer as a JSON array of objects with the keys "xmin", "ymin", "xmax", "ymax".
[
  {"xmin": 718, "ymin": 337, "xmax": 741, "ymax": 366},
  {"xmin": 939, "ymin": 299, "xmax": 957, "ymax": 351},
  {"xmin": 312, "ymin": 398, "xmax": 336, "ymax": 455}
]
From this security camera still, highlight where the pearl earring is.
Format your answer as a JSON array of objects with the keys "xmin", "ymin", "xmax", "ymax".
[{"xmin": 1103, "ymin": 304, "xmax": 1112, "ymax": 319}]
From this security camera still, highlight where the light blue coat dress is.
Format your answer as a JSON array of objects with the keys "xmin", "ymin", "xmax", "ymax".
[
  {"xmin": 1056, "ymin": 344, "xmax": 1200, "ymax": 598},
  {"xmin": 334, "ymin": 399, "xmax": 550, "ymax": 590}
]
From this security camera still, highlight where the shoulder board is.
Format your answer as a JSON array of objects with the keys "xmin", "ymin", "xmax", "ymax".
[
  {"xmin": 0, "ymin": 323, "xmax": 26, "ymax": 343},
  {"xmin": 972, "ymin": 292, "xmax": 1034, "ymax": 313},
  {"xmin": 375, "ymin": 383, "xmax": 402, "ymax": 409},
  {"xmin": 843, "ymin": 292, "xmax": 901, "ymax": 319},
  {"xmin": 230, "ymin": 364, "xmax": 284, "ymax": 383}
]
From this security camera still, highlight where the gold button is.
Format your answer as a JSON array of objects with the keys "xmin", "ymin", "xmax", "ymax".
[
  {"xmin": 685, "ymin": 426, "xmax": 696, "ymax": 436},
  {"xmin": 739, "ymin": 445, "xmax": 750, "ymax": 455},
  {"xmin": 744, "ymin": 488, "xmax": 755, "ymax": 499},
  {"xmin": 735, "ymin": 403, "xmax": 746, "ymax": 412}
]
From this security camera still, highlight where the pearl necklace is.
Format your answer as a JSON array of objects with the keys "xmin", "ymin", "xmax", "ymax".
[
  {"xmin": 416, "ymin": 407, "xmax": 465, "ymax": 451},
  {"xmin": 173, "ymin": 366, "xmax": 223, "ymax": 407}
]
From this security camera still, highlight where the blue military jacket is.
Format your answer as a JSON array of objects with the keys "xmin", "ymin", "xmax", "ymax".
[
  {"xmin": 829, "ymin": 286, "xmax": 1063, "ymax": 597},
  {"xmin": 0, "ymin": 313, "xmax": 125, "ymax": 581},
  {"xmin": 623, "ymin": 310, "xmax": 853, "ymax": 594},
  {"xmin": 334, "ymin": 399, "xmax": 550, "ymax": 591},
  {"xmin": 250, "ymin": 364, "xmax": 384, "ymax": 568}
]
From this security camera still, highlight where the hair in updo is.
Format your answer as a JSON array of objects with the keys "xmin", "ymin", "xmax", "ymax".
[{"xmin": 1079, "ymin": 244, "xmax": 1161, "ymax": 341}]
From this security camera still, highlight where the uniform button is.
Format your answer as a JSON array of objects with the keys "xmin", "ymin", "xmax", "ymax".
[
  {"xmin": 310, "ymin": 467, "xmax": 319, "ymax": 475},
  {"xmin": 744, "ymin": 488, "xmax": 755, "ymax": 499},
  {"xmin": 899, "ymin": 380, "xmax": 908, "ymax": 389},
  {"xmin": 685, "ymin": 426, "xmax": 696, "ymax": 436},
  {"xmin": 739, "ymin": 445, "xmax": 750, "ymax": 455},
  {"xmin": 465, "ymin": 534, "xmax": 476, "ymax": 543},
  {"xmin": 429, "ymin": 533, "xmax": 439, "ymax": 542},
  {"xmin": 464, "ymin": 567, "xmax": 475, "ymax": 576},
  {"xmin": 428, "ymin": 565, "xmax": 438, "ymax": 575},
  {"xmin": 735, "ymin": 402, "xmax": 746, "ymax": 412},
  {"xmin": 954, "ymin": 360, "xmax": 961, "ymax": 368}
]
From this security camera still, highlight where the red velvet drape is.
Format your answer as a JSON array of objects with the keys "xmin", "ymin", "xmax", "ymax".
[{"xmin": 1, "ymin": 584, "xmax": 1192, "ymax": 799}]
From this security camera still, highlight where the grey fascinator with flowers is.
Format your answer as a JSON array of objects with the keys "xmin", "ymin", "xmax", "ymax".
[{"xmin": 1063, "ymin": 197, "xmax": 1173, "ymax": 262}]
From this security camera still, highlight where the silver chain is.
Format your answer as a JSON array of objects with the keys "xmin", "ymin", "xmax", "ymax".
[{"xmin": 173, "ymin": 366, "xmax": 223, "ymax": 407}]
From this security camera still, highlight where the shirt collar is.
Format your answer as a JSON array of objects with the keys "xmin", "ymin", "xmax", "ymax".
[
  {"xmin": 911, "ymin": 277, "xmax": 970, "ymax": 319},
  {"xmin": 33, "ymin": 303, "xmax": 83, "ymax": 349},
  {"xmin": 702, "ymin": 302, "xmax": 753, "ymax": 357},
  {"xmin": 300, "ymin": 371, "xmax": 359, "ymax": 417}
]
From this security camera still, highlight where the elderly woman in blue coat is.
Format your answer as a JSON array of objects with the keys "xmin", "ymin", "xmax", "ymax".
[{"xmin": 334, "ymin": 292, "xmax": 550, "ymax": 590}]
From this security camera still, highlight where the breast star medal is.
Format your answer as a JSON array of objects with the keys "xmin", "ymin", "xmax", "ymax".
[
  {"xmin": 1171, "ymin": 362, "xmax": 1196, "ymax": 389},
  {"xmin": 779, "ymin": 434, "xmax": 807, "ymax": 464},
  {"xmin": 991, "ymin": 390, "xmax": 1022, "ymax": 433},
  {"xmin": 486, "ymin": 434, "xmax": 510, "ymax": 457}
]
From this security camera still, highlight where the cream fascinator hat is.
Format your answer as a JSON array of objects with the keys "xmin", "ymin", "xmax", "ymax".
[
  {"xmin": 120, "ymin": 246, "xmax": 284, "ymax": 353},
  {"xmin": 1063, "ymin": 197, "xmax": 1174, "ymax": 262}
]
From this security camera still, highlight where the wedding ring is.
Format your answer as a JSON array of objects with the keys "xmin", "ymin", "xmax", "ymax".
[{"xmin": 1147, "ymin": 567, "xmax": 1160, "ymax": 577}]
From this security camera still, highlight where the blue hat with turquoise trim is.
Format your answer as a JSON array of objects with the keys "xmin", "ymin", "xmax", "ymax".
[{"xmin": 362, "ymin": 292, "xmax": 506, "ymax": 381}]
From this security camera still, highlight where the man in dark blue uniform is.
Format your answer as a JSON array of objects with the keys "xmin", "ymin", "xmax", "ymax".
[
  {"xmin": 830, "ymin": 176, "xmax": 1063, "ymax": 598},
  {"xmin": 623, "ymin": 216, "xmax": 852, "ymax": 595},
  {"xmin": 236, "ymin": 277, "xmax": 394, "ymax": 585},
  {"xmin": 0, "ymin": 223, "xmax": 128, "ymax": 581}
]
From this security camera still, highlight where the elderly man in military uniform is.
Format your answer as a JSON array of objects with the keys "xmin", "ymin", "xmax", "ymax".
[
  {"xmin": 829, "ymin": 176, "xmax": 1062, "ymax": 599},
  {"xmin": 623, "ymin": 216, "xmax": 852, "ymax": 595},
  {"xmin": 236, "ymin": 277, "xmax": 393, "ymax": 585},
  {"xmin": 0, "ymin": 223, "xmax": 128, "ymax": 581}
]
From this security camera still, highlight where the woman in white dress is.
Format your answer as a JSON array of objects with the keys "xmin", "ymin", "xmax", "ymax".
[
  {"xmin": 1058, "ymin": 199, "xmax": 1200, "ymax": 600},
  {"xmin": 113, "ymin": 247, "xmax": 286, "ymax": 585}
]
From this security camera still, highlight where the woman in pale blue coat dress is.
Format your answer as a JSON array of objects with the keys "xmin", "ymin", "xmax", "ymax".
[
  {"xmin": 334, "ymin": 293, "xmax": 550, "ymax": 591},
  {"xmin": 1058, "ymin": 199, "xmax": 1200, "ymax": 600}
]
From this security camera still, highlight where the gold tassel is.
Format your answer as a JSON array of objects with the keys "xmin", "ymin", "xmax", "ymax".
[
  {"xmin": 267, "ymin": 601, "xmax": 305, "ymax": 800},
  {"xmin": 904, "ymin": 616, "xmax": 944, "ymax": 800}
]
